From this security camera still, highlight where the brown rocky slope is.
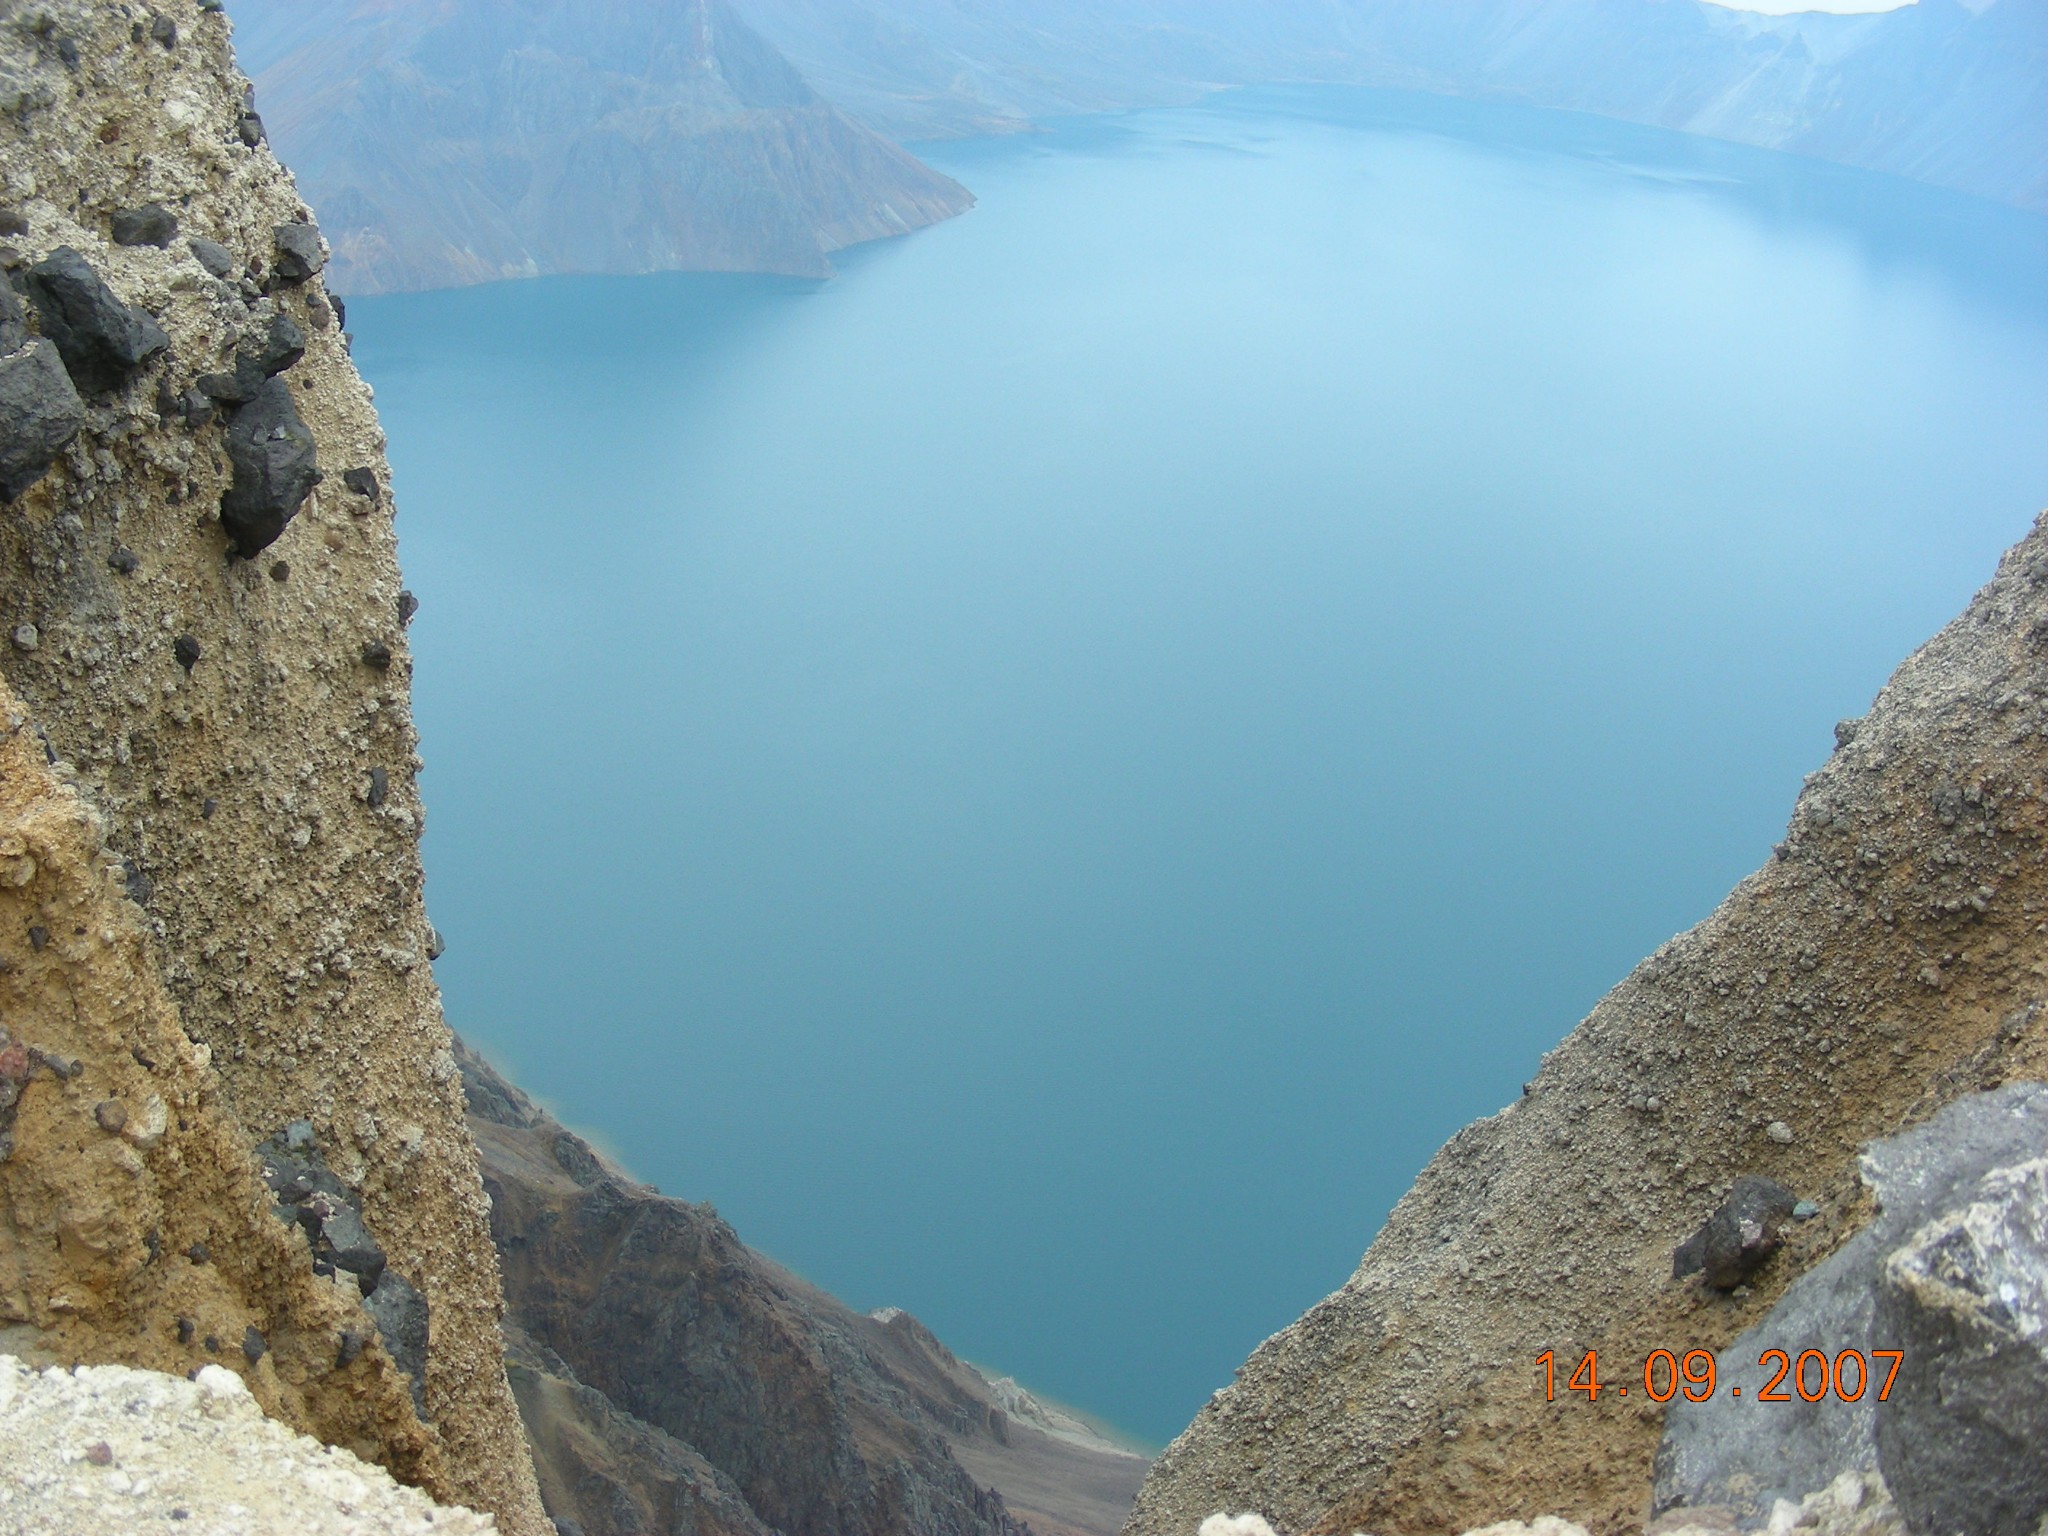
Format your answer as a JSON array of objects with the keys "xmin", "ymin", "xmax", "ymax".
[
  {"xmin": 1126, "ymin": 510, "xmax": 2048, "ymax": 1536},
  {"xmin": 0, "ymin": 3, "xmax": 546, "ymax": 1529},
  {"xmin": 462, "ymin": 1040, "xmax": 1152, "ymax": 1536}
]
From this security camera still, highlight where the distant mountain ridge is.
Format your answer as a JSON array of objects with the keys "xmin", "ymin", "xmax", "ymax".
[
  {"xmin": 226, "ymin": 0, "xmax": 2042, "ymax": 296},
  {"xmin": 738, "ymin": 0, "xmax": 2047, "ymax": 212},
  {"xmin": 225, "ymin": 0, "xmax": 974, "ymax": 294}
]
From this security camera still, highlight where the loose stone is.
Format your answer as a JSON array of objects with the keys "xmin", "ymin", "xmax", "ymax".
[
  {"xmin": 271, "ymin": 222, "xmax": 326, "ymax": 283},
  {"xmin": 173, "ymin": 635, "xmax": 200, "ymax": 672}
]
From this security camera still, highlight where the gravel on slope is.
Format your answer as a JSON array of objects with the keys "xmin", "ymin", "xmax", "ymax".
[{"xmin": 0, "ymin": 1356, "xmax": 496, "ymax": 1535}]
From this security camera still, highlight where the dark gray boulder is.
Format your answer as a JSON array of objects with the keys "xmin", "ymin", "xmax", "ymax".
[
  {"xmin": 219, "ymin": 376, "xmax": 317, "ymax": 557},
  {"xmin": 0, "ymin": 338, "xmax": 86, "ymax": 501},
  {"xmin": 22, "ymin": 246, "xmax": 169, "ymax": 394},
  {"xmin": 1654, "ymin": 1083, "xmax": 2048, "ymax": 1528},
  {"xmin": 364, "ymin": 1268, "xmax": 429, "ymax": 1416},
  {"xmin": 272, "ymin": 221, "xmax": 325, "ymax": 282},
  {"xmin": 110, "ymin": 203, "xmax": 178, "ymax": 247},
  {"xmin": 1876, "ymin": 1156, "xmax": 2048, "ymax": 1536}
]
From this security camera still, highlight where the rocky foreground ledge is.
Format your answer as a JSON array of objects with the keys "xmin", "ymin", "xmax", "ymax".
[{"xmin": 0, "ymin": 1354, "xmax": 495, "ymax": 1534}]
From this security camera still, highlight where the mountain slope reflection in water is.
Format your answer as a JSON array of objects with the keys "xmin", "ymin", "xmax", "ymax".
[{"xmin": 349, "ymin": 87, "xmax": 2048, "ymax": 1445}]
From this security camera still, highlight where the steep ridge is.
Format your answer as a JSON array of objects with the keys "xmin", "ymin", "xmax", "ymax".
[
  {"xmin": 0, "ymin": 4, "xmax": 546, "ymax": 1529},
  {"xmin": 737, "ymin": 0, "xmax": 2047, "ymax": 213},
  {"xmin": 220, "ymin": 0, "xmax": 976, "ymax": 295},
  {"xmin": 460, "ymin": 1040, "xmax": 1152, "ymax": 1536},
  {"xmin": 0, "ymin": 672, "xmax": 443, "ymax": 1491},
  {"xmin": 1125, "ymin": 510, "xmax": 2048, "ymax": 1535}
]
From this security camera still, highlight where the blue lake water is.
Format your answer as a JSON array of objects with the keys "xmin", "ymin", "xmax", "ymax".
[{"xmin": 348, "ymin": 86, "xmax": 2048, "ymax": 1446}]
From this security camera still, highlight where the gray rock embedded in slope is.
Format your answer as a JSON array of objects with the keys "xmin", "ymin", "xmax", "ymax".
[
  {"xmin": 1672, "ymin": 1175, "xmax": 1803, "ymax": 1290},
  {"xmin": 110, "ymin": 202, "xmax": 178, "ymax": 248},
  {"xmin": 219, "ymin": 375, "xmax": 318, "ymax": 556},
  {"xmin": 1653, "ymin": 1084, "xmax": 2048, "ymax": 1528},
  {"xmin": 0, "ymin": 337, "xmax": 84, "ymax": 502},
  {"xmin": 198, "ymin": 309, "xmax": 306, "ymax": 403},
  {"xmin": 1876, "ymin": 1155, "xmax": 2048, "ymax": 1536},
  {"xmin": 22, "ymin": 246, "xmax": 168, "ymax": 395}
]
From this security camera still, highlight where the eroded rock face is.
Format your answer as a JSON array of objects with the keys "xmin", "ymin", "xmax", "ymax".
[
  {"xmin": 1126, "ymin": 505, "xmax": 2048, "ymax": 1536},
  {"xmin": 0, "ymin": 674, "xmax": 440, "ymax": 1485},
  {"xmin": 460, "ymin": 1041, "xmax": 1151, "ymax": 1536},
  {"xmin": 0, "ymin": 6, "xmax": 546, "ymax": 1531},
  {"xmin": 504, "ymin": 1321, "xmax": 774, "ymax": 1536}
]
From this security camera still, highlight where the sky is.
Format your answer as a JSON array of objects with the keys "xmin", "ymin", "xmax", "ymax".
[{"xmin": 1706, "ymin": 0, "xmax": 1915, "ymax": 12}]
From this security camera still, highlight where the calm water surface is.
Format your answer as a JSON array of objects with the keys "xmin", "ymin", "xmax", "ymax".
[{"xmin": 349, "ymin": 87, "xmax": 2048, "ymax": 1444}]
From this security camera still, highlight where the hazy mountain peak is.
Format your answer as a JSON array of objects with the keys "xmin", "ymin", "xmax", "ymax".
[{"xmin": 228, "ymin": 0, "xmax": 973, "ymax": 293}]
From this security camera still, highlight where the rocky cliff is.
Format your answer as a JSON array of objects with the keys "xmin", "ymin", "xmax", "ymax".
[
  {"xmin": 218, "ymin": 0, "xmax": 976, "ymax": 295},
  {"xmin": 1125, "ymin": 511, "xmax": 2048, "ymax": 1535},
  {"xmin": 460, "ymin": 1040, "xmax": 1152, "ymax": 1536},
  {"xmin": 0, "ymin": 4, "xmax": 546, "ymax": 1530}
]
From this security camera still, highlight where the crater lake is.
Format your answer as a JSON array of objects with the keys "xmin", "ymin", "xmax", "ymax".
[{"xmin": 348, "ymin": 85, "xmax": 2048, "ymax": 1445}]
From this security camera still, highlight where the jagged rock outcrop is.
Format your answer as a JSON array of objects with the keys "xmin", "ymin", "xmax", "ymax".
[
  {"xmin": 0, "ymin": 6, "xmax": 546, "ymax": 1530},
  {"xmin": 461, "ymin": 1040, "xmax": 1152, "ymax": 1536},
  {"xmin": 504, "ymin": 1319, "xmax": 776, "ymax": 1536},
  {"xmin": 219, "ymin": 0, "xmax": 976, "ymax": 295},
  {"xmin": 1126, "ymin": 510, "xmax": 2048, "ymax": 1536}
]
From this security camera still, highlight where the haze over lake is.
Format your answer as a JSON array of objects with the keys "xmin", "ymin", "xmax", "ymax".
[{"xmin": 349, "ymin": 86, "xmax": 2048, "ymax": 1444}]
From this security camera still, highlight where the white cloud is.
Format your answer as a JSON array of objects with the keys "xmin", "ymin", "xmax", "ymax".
[{"xmin": 1701, "ymin": 0, "xmax": 1917, "ymax": 13}]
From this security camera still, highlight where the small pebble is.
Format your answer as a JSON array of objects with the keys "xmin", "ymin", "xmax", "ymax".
[
  {"xmin": 1766, "ymin": 1121, "xmax": 1796, "ymax": 1145},
  {"xmin": 361, "ymin": 641, "xmax": 392, "ymax": 670},
  {"xmin": 185, "ymin": 1242, "xmax": 210, "ymax": 1265},
  {"xmin": 269, "ymin": 560, "xmax": 289, "ymax": 583},
  {"xmin": 93, "ymin": 1100, "xmax": 128, "ymax": 1134},
  {"xmin": 84, "ymin": 1442, "xmax": 113, "ymax": 1467},
  {"xmin": 173, "ymin": 635, "xmax": 201, "ymax": 672},
  {"xmin": 11, "ymin": 624, "xmax": 38, "ymax": 653}
]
